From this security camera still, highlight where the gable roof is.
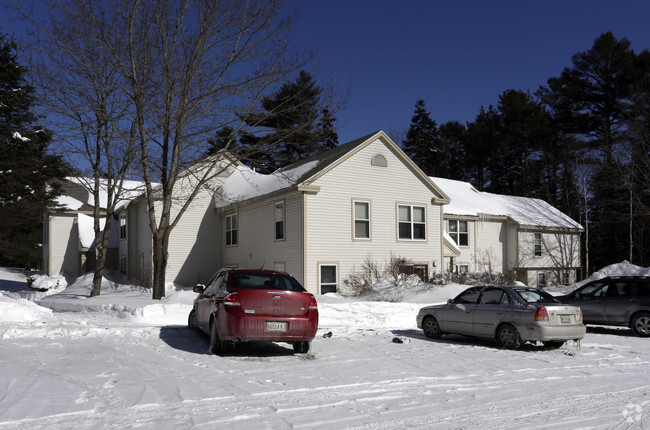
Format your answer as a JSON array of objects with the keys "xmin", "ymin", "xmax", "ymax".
[
  {"xmin": 217, "ymin": 130, "xmax": 450, "ymax": 208},
  {"xmin": 431, "ymin": 176, "xmax": 583, "ymax": 231}
]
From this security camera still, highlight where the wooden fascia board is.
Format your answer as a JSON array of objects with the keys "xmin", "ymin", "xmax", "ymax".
[{"xmin": 217, "ymin": 185, "xmax": 317, "ymax": 213}]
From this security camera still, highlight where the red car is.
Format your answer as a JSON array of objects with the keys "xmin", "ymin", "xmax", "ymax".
[{"xmin": 188, "ymin": 268, "xmax": 319, "ymax": 355}]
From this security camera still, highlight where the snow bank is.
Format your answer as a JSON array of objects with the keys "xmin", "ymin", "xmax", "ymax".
[{"xmin": 0, "ymin": 292, "xmax": 52, "ymax": 322}]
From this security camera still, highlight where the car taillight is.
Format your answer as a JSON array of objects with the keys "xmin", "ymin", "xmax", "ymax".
[
  {"xmin": 223, "ymin": 292, "xmax": 240, "ymax": 306},
  {"xmin": 308, "ymin": 295, "xmax": 318, "ymax": 310},
  {"xmin": 579, "ymin": 308, "xmax": 583, "ymax": 324},
  {"xmin": 535, "ymin": 306, "xmax": 549, "ymax": 321}
]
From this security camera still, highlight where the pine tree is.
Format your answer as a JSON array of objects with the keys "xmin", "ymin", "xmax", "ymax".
[
  {"xmin": 0, "ymin": 33, "xmax": 69, "ymax": 268},
  {"xmin": 402, "ymin": 100, "xmax": 440, "ymax": 175},
  {"xmin": 239, "ymin": 70, "xmax": 339, "ymax": 172}
]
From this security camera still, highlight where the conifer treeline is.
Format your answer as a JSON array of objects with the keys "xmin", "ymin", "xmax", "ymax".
[{"xmin": 402, "ymin": 32, "xmax": 650, "ymax": 273}]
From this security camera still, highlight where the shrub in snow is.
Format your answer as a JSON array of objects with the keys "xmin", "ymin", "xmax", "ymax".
[{"xmin": 28, "ymin": 274, "xmax": 67, "ymax": 294}]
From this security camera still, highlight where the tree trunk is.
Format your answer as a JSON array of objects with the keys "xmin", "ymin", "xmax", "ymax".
[{"xmin": 151, "ymin": 229, "xmax": 170, "ymax": 300}]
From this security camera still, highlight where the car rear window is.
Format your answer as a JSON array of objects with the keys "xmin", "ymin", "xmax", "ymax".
[
  {"xmin": 230, "ymin": 272, "xmax": 306, "ymax": 292},
  {"xmin": 514, "ymin": 289, "xmax": 558, "ymax": 304}
]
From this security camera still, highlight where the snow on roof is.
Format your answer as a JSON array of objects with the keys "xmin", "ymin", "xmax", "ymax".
[
  {"xmin": 431, "ymin": 176, "xmax": 582, "ymax": 230},
  {"xmin": 76, "ymin": 213, "xmax": 118, "ymax": 249},
  {"xmin": 217, "ymin": 161, "xmax": 320, "ymax": 207},
  {"xmin": 62, "ymin": 177, "xmax": 149, "ymax": 210},
  {"xmin": 443, "ymin": 231, "xmax": 460, "ymax": 253},
  {"xmin": 55, "ymin": 194, "xmax": 84, "ymax": 211}
]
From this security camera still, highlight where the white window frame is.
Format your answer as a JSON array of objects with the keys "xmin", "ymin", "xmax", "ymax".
[
  {"xmin": 458, "ymin": 264, "xmax": 469, "ymax": 274},
  {"xmin": 274, "ymin": 201, "xmax": 285, "ymax": 241},
  {"xmin": 353, "ymin": 200, "xmax": 371, "ymax": 240},
  {"xmin": 398, "ymin": 204, "xmax": 426, "ymax": 241},
  {"xmin": 225, "ymin": 213, "xmax": 238, "ymax": 246},
  {"xmin": 319, "ymin": 264, "xmax": 338, "ymax": 294},
  {"xmin": 534, "ymin": 232, "xmax": 542, "ymax": 257},
  {"xmin": 448, "ymin": 219, "xmax": 468, "ymax": 247}
]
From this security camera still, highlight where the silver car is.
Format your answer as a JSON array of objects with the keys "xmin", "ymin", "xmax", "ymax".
[{"xmin": 416, "ymin": 286, "xmax": 586, "ymax": 349}]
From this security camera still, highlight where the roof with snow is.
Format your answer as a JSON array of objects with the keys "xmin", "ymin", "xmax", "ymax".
[
  {"xmin": 430, "ymin": 176, "xmax": 583, "ymax": 230},
  {"xmin": 55, "ymin": 177, "xmax": 149, "ymax": 211},
  {"xmin": 217, "ymin": 131, "xmax": 445, "ymax": 207}
]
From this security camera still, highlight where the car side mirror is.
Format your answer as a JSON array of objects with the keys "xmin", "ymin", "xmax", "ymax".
[
  {"xmin": 447, "ymin": 299, "xmax": 453, "ymax": 305},
  {"xmin": 193, "ymin": 284, "xmax": 205, "ymax": 293}
]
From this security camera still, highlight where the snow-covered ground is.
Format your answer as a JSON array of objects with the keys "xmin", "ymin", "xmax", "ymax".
[{"xmin": 1, "ymin": 264, "xmax": 649, "ymax": 429}]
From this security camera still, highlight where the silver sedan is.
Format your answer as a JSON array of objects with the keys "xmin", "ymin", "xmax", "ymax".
[{"xmin": 416, "ymin": 285, "xmax": 586, "ymax": 349}]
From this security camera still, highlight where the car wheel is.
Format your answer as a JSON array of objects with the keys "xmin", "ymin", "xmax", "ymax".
[
  {"xmin": 497, "ymin": 324, "xmax": 521, "ymax": 349},
  {"xmin": 293, "ymin": 341, "xmax": 310, "ymax": 354},
  {"xmin": 209, "ymin": 319, "xmax": 224, "ymax": 355},
  {"xmin": 631, "ymin": 313, "xmax": 650, "ymax": 337},
  {"xmin": 543, "ymin": 341, "xmax": 565, "ymax": 349},
  {"xmin": 188, "ymin": 309, "xmax": 198, "ymax": 332},
  {"xmin": 422, "ymin": 316, "xmax": 442, "ymax": 339}
]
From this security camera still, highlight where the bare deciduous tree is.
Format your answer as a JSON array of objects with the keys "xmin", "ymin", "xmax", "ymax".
[
  {"xmin": 18, "ymin": 0, "xmax": 311, "ymax": 299},
  {"xmin": 13, "ymin": 0, "xmax": 140, "ymax": 296}
]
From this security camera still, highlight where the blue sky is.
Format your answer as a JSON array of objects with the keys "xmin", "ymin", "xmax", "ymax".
[
  {"xmin": 3, "ymin": 1, "xmax": 650, "ymax": 146},
  {"xmin": 287, "ymin": 1, "xmax": 650, "ymax": 143}
]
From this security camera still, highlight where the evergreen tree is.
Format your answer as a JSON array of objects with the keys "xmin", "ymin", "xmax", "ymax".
[
  {"xmin": 239, "ymin": 70, "xmax": 339, "ymax": 172},
  {"xmin": 402, "ymin": 100, "xmax": 440, "ymax": 175},
  {"xmin": 539, "ymin": 32, "xmax": 650, "ymax": 270},
  {"xmin": 437, "ymin": 120, "xmax": 467, "ymax": 180},
  {"xmin": 0, "ymin": 33, "xmax": 68, "ymax": 268}
]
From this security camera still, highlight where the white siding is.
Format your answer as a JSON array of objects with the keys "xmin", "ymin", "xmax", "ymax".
[
  {"xmin": 303, "ymin": 138, "xmax": 444, "ymax": 294},
  {"xmin": 474, "ymin": 219, "xmax": 506, "ymax": 273},
  {"xmin": 221, "ymin": 192, "xmax": 304, "ymax": 282},
  {"xmin": 518, "ymin": 230, "xmax": 581, "ymax": 269},
  {"xmin": 165, "ymin": 187, "xmax": 220, "ymax": 287},
  {"xmin": 47, "ymin": 214, "xmax": 79, "ymax": 276}
]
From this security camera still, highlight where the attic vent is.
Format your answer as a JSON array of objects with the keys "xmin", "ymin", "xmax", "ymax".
[{"xmin": 371, "ymin": 154, "xmax": 387, "ymax": 167}]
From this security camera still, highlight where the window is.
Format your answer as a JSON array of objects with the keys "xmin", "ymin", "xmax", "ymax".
[
  {"xmin": 538, "ymin": 272, "xmax": 546, "ymax": 288},
  {"xmin": 480, "ymin": 288, "xmax": 510, "ymax": 305},
  {"xmin": 398, "ymin": 205, "xmax": 426, "ymax": 240},
  {"xmin": 119, "ymin": 213, "xmax": 127, "ymax": 240},
  {"xmin": 275, "ymin": 201, "xmax": 285, "ymax": 241},
  {"xmin": 319, "ymin": 264, "xmax": 338, "ymax": 294},
  {"xmin": 458, "ymin": 264, "xmax": 469, "ymax": 274},
  {"xmin": 354, "ymin": 201, "xmax": 370, "ymax": 239},
  {"xmin": 448, "ymin": 220, "xmax": 468, "ymax": 246},
  {"xmin": 225, "ymin": 213, "xmax": 238, "ymax": 246},
  {"xmin": 562, "ymin": 272, "xmax": 570, "ymax": 285},
  {"xmin": 534, "ymin": 233, "xmax": 542, "ymax": 256},
  {"xmin": 455, "ymin": 287, "xmax": 482, "ymax": 304}
]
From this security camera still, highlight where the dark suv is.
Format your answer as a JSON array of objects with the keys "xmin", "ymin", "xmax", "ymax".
[{"xmin": 556, "ymin": 276, "xmax": 650, "ymax": 336}]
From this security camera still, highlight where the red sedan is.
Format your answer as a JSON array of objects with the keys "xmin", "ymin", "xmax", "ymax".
[{"xmin": 188, "ymin": 269, "xmax": 319, "ymax": 355}]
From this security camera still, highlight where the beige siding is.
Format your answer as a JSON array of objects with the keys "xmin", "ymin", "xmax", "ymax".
[
  {"xmin": 303, "ymin": 138, "xmax": 443, "ymax": 294},
  {"xmin": 165, "ymin": 188, "xmax": 220, "ymax": 287},
  {"xmin": 221, "ymin": 192, "xmax": 304, "ymax": 283},
  {"xmin": 518, "ymin": 230, "xmax": 581, "ymax": 269},
  {"xmin": 474, "ymin": 219, "xmax": 506, "ymax": 273},
  {"xmin": 47, "ymin": 214, "xmax": 79, "ymax": 276}
]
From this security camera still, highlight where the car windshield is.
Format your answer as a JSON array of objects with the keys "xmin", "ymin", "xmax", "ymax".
[
  {"xmin": 514, "ymin": 289, "xmax": 558, "ymax": 304},
  {"xmin": 230, "ymin": 272, "xmax": 306, "ymax": 292}
]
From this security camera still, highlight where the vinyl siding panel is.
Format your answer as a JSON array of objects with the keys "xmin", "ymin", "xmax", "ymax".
[
  {"xmin": 221, "ymin": 192, "xmax": 304, "ymax": 283},
  {"xmin": 48, "ymin": 214, "xmax": 79, "ymax": 276},
  {"xmin": 474, "ymin": 219, "xmax": 506, "ymax": 273},
  {"xmin": 303, "ymin": 138, "xmax": 443, "ymax": 294},
  {"xmin": 165, "ymin": 188, "xmax": 219, "ymax": 287}
]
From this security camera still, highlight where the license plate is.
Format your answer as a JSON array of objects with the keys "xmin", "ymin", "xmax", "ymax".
[
  {"xmin": 560, "ymin": 315, "xmax": 572, "ymax": 324},
  {"xmin": 266, "ymin": 321, "xmax": 287, "ymax": 332}
]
